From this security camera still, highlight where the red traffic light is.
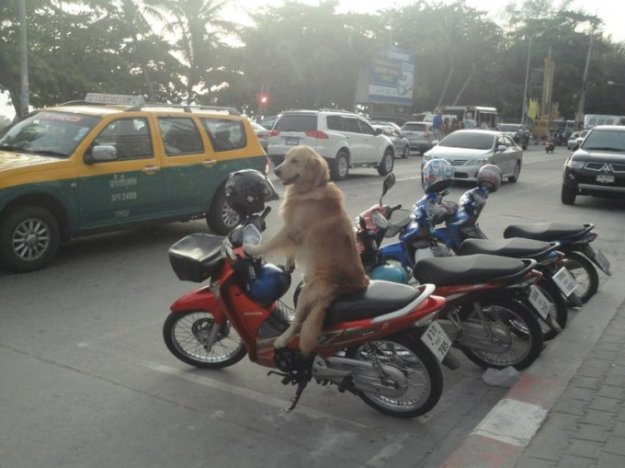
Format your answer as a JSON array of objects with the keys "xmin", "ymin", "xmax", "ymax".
[{"xmin": 256, "ymin": 92, "xmax": 270, "ymax": 106}]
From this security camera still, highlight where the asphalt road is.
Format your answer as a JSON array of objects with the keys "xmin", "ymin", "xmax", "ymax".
[{"xmin": 1, "ymin": 144, "xmax": 623, "ymax": 467}]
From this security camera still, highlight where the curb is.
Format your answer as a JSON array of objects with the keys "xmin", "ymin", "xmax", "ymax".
[{"xmin": 443, "ymin": 266, "xmax": 625, "ymax": 468}]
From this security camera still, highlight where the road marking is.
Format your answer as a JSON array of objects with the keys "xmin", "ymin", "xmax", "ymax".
[
  {"xmin": 471, "ymin": 398, "xmax": 547, "ymax": 447},
  {"xmin": 365, "ymin": 433, "xmax": 411, "ymax": 467},
  {"xmin": 149, "ymin": 363, "xmax": 369, "ymax": 428}
]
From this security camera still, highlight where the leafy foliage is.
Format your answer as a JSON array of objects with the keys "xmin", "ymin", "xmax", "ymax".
[{"xmin": 2, "ymin": 0, "xmax": 625, "ymax": 121}]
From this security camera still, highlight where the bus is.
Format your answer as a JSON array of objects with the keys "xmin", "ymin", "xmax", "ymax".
[
  {"xmin": 583, "ymin": 114, "xmax": 625, "ymax": 129},
  {"xmin": 440, "ymin": 105, "xmax": 498, "ymax": 129}
]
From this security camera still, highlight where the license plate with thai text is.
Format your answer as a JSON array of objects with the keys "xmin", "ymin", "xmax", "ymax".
[{"xmin": 421, "ymin": 321, "xmax": 452, "ymax": 363}]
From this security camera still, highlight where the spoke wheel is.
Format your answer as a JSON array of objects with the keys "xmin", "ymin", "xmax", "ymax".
[
  {"xmin": 562, "ymin": 251, "xmax": 599, "ymax": 304},
  {"xmin": 458, "ymin": 298, "xmax": 543, "ymax": 370},
  {"xmin": 163, "ymin": 311, "xmax": 247, "ymax": 369},
  {"xmin": 346, "ymin": 333, "xmax": 442, "ymax": 418}
]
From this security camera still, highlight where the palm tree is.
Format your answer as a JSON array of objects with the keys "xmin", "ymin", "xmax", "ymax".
[{"xmin": 144, "ymin": 0, "xmax": 237, "ymax": 103}]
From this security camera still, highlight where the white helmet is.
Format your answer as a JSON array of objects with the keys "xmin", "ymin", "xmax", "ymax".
[
  {"xmin": 477, "ymin": 164, "xmax": 501, "ymax": 192},
  {"xmin": 422, "ymin": 159, "xmax": 454, "ymax": 193}
]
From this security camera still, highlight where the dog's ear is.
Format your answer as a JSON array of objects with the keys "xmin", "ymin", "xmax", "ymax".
[{"xmin": 306, "ymin": 151, "xmax": 329, "ymax": 187}]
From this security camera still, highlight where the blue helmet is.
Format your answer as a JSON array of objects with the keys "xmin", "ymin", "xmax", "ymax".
[
  {"xmin": 246, "ymin": 263, "xmax": 291, "ymax": 305},
  {"xmin": 369, "ymin": 264, "xmax": 409, "ymax": 284},
  {"xmin": 422, "ymin": 159, "xmax": 454, "ymax": 193}
]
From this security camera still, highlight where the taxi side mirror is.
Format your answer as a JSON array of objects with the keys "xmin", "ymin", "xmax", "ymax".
[{"xmin": 85, "ymin": 145, "xmax": 117, "ymax": 164}]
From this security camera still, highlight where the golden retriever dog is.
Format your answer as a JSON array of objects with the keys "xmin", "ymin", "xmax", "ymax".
[{"xmin": 245, "ymin": 145, "xmax": 369, "ymax": 355}]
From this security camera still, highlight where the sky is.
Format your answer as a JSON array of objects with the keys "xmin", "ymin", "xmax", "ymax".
[{"xmin": 2, "ymin": 0, "xmax": 623, "ymax": 120}]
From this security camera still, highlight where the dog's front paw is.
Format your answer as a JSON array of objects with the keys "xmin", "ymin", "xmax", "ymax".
[
  {"xmin": 243, "ymin": 243, "xmax": 260, "ymax": 256},
  {"xmin": 274, "ymin": 334, "xmax": 289, "ymax": 349}
]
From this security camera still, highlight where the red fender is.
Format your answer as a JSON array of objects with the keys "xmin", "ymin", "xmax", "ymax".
[{"xmin": 169, "ymin": 287, "xmax": 227, "ymax": 323}]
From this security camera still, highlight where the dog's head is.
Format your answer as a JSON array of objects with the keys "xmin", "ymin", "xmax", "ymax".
[{"xmin": 274, "ymin": 145, "xmax": 330, "ymax": 192}]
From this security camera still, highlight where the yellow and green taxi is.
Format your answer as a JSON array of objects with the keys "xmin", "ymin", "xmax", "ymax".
[{"xmin": 0, "ymin": 93, "xmax": 266, "ymax": 272}]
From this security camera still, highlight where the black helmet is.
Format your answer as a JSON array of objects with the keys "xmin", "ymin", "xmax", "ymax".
[{"xmin": 225, "ymin": 169, "xmax": 279, "ymax": 216}]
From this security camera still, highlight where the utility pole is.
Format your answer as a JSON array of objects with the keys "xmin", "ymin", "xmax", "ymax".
[
  {"xmin": 18, "ymin": 0, "xmax": 29, "ymax": 118},
  {"xmin": 576, "ymin": 33, "xmax": 594, "ymax": 127}
]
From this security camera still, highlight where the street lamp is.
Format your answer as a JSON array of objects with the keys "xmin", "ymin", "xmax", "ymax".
[{"xmin": 607, "ymin": 80, "xmax": 625, "ymax": 88}]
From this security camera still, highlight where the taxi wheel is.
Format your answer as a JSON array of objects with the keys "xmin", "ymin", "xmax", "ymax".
[
  {"xmin": 207, "ymin": 187, "xmax": 240, "ymax": 235},
  {"xmin": 0, "ymin": 205, "xmax": 60, "ymax": 273}
]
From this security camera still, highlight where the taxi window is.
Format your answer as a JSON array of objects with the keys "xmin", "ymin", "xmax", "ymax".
[
  {"xmin": 158, "ymin": 117, "xmax": 204, "ymax": 156},
  {"xmin": 202, "ymin": 118, "xmax": 247, "ymax": 151},
  {"xmin": 93, "ymin": 117, "xmax": 153, "ymax": 160},
  {"xmin": 0, "ymin": 111, "xmax": 100, "ymax": 158}
]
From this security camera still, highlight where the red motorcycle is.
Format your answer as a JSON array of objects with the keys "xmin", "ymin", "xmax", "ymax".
[{"xmin": 162, "ymin": 170, "xmax": 455, "ymax": 418}]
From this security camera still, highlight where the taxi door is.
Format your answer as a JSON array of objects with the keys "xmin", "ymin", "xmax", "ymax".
[
  {"xmin": 77, "ymin": 116, "xmax": 163, "ymax": 229},
  {"xmin": 156, "ymin": 116, "xmax": 217, "ymax": 216}
]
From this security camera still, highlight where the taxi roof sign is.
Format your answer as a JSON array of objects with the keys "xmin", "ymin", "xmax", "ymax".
[{"xmin": 85, "ymin": 93, "xmax": 145, "ymax": 106}]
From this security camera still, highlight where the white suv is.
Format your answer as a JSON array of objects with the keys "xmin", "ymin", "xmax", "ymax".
[{"xmin": 266, "ymin": 110, "xmax": 395, "ymax": 180}]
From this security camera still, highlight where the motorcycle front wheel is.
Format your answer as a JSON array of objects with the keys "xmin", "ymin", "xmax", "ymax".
[
  {"xmin": 346, "ymin": 333, "xmax": 443, "ymax": 418},
  {"xmin": 163, "ymin": 311, "xmax": 247, "ymax": 369},
  {"xmin": 458, "ymin": 298, "xmax": 543, "ymax": 371},
  {"xmin": 562, "ymin": 251, "xmax": 599, "ymax": 304}
]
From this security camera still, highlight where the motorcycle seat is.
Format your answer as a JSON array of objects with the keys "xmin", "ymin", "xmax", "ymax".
[
  {"xmin": 324, "ymin": 280, "xmax": 419, "ymax": 326},
  {"xmin": 458, "ymin": 237, "xmax": 555, "ymax": 258},
  {"xmin": 503, "ymin": 222, "xmax": 593, "ymax": 241},
  {"xmin": 414, "ymin": 254, "xmax": 530, "ymax": 286}
]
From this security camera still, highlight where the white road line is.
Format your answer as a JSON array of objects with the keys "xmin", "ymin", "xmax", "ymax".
[
  {"xmin": 149, "ymin": 363, "xmax": 369, "ymax": 428},
  {"xmin": 471, "ymin": 398, "xmax": 547, "ymax": 447}
]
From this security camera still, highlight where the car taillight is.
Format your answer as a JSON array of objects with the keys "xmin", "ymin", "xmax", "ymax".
[
  {"xmin": 305, "ymin": 130, "xmax": 329, "ymax": 139},
  {"xmin": 269, "ymin": 129, "xmax": 280, "ymax": 137}
]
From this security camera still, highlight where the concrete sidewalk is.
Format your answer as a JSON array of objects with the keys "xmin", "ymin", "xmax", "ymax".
[{"xmin": 443, "ymin": 262, "xmax": 625, "ymax": 468}]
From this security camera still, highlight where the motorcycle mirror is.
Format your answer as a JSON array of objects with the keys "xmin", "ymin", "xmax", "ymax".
[{"xmin": 381, "ymin": 173, "xmax": 395, "ymax": 203}]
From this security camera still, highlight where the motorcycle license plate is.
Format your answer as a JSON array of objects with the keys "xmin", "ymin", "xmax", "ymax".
[
  {"xmin": 552, "ymin": 266, "xmax": 577, "ymax": 297},
  {"xmin": 285, "ymin": 137, "xmax": 300, "ymax": 146},
  {"xmin": 528, "ymin": 285, "xmax": 551, "ymax": 320},
  {"xmin": 596, "ymin": 174, "xmax": 614, "ymax": 183},
  {"xmin": 421, "ymin": 321, "xmax": 452, "ymax": 363}
]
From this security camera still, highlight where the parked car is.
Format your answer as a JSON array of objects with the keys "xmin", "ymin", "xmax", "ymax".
[
  {"xmin": 369, "ymin": 120, "xmax": 403, "ymax": 133},
  {"xmin": 251, "ymin": 121, "xmax": 269, "ymax": 152},
  {"xmin": 258, "ymin": 115, "xmax": 278, "ymax": 130},
  {"xmin": 0, "ymin": 93, "xmax": 266, "ymax": 272},
  {"xmin": 266, "ymin": 109, "xmax": 395, "ymax": 180},
  {"xmin": 400, "ymin": 121, "xmax": 433, "ymax": 154},
  {"xmin": 423, "ymin": 129, "xmax": 523, "ymax": 183},
  {"xmin": 567, "ymin": 130, "xmax": 589, "ymax": 151},
  {"xmin": 372, "ymin": 124, "xmax": 410, "ymax": 158},
  {"xmin": 561, "ymin": 125, "xmax": 625, "ymax": 205},
  {"xmin": 497, "ymin": 123, "xmax": 530, "ymax": 150}
]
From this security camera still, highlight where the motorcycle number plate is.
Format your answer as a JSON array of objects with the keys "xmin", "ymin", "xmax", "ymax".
[
  {"xmin": 421, "ymin": 321, "xmax": 452, "ymax": 363},
  {"xmin": 528, "ymin": 285, "xmax": 551, "ymax": 320},
  {"xmin": 552, "ymin": 267, "xmax": 577, "ymax": 297}
]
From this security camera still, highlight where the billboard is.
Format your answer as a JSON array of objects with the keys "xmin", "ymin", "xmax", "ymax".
[{"xmin": 367, "ymin": 48, "xmax": 415, "ymax": 106}]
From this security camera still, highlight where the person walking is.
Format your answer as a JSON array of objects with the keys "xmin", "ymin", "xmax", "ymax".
[{"xmin": 432, "ymin": 109, "xmax": 443, "ymax": 140}]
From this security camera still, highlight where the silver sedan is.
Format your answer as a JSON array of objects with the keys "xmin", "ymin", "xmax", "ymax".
[{"xmin": 423, "ymin": 129, "xmax": 523, "ymax": 183}]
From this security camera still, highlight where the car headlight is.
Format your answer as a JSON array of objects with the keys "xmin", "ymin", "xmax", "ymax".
[
  {"xmin": 567, "ymin": 160, "xmax": 585, "ymax": 169},
  {"xmin": 476, "ymin": 157, "xmax": 490, "ymax": 164}
]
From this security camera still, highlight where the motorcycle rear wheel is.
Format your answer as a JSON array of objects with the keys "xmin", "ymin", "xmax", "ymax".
[
  {"xmin": 458, "ymin": 298, "xmax": 543, "ymax": 371},
  {"xmin": 346, "ymin": 333, "xmax": 443, "ymax": 418},
  {"xmin": 163, "ymin": 311, "xmax": 247, "ymax": 369},
  {"xmin": 562, "ymin": 251, "xmax": 599, "ymax": 304}
]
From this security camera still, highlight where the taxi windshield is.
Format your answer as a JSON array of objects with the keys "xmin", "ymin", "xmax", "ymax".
[{"xmin": 0, "ymin": 111, "xmax": 100, "ymax": 158}]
